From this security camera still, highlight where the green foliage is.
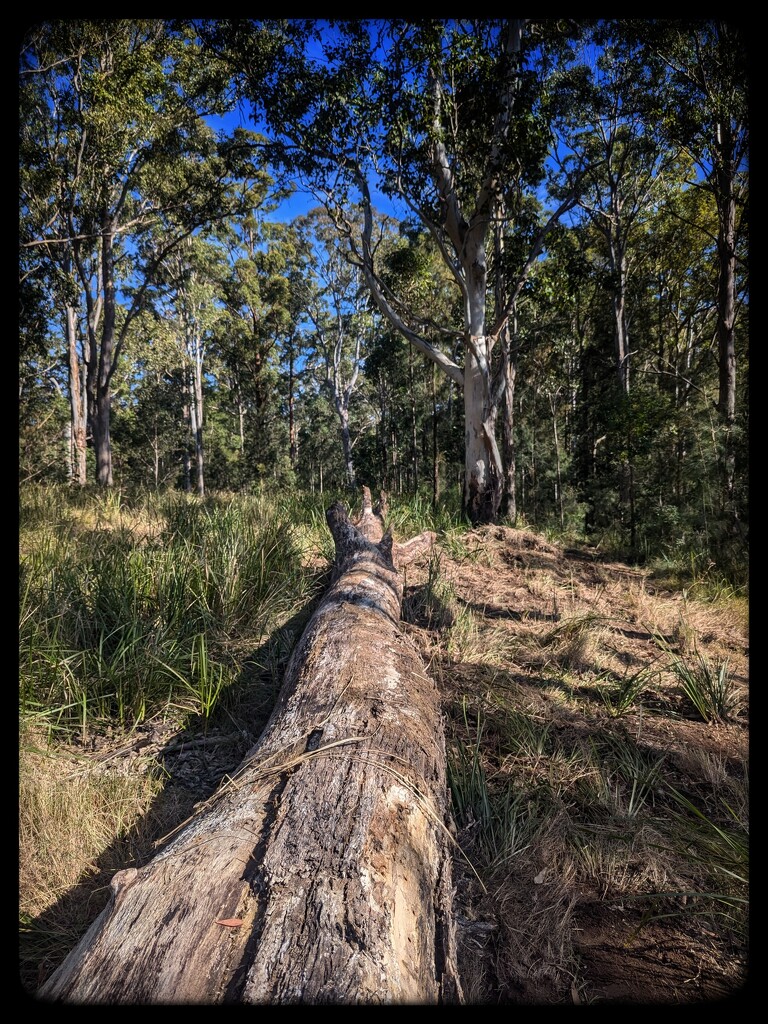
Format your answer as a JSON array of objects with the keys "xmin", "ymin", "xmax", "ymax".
[
  {"xmin": 589, "ymin": 733, "xmax": 665, "ymax": 820},
  {"xmin": 641, "ymin": 785, "xmax": 749, "ymax": 939},
  {"xmin": 669, "ymin": 651, "xmax": 741, "ymax": 724},
  {"xmin": 597, "ymin": 666, "xmax": 657, "ymax": 718},
  {"xmin": 649, "ymin": 626, "xmax": 742, "ymax": 723},
  {"xmin": 19, "ymin": 19, "xmax": 748, "ymax": 585}
]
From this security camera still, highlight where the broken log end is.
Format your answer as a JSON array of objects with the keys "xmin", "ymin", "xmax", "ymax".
[{"xmin": 393, "ymin": 530, "xmax": 437, "ymax": 569}]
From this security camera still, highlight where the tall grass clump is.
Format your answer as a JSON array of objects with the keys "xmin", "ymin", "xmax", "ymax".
[
  {"xmin": 670, "ymin": 651, "xmax": 741, "ymax": 723},
  {"xmin": 19, "ymin": 718, "xmax": 170, "ymax": 991},
  {"xmin": 447, "ymin": 698, "xmax": 538, "ymax": 870},
  {"xmin": 651, "ymin": 628, "xmax": 742, "ymax": 722},
  {"xmin": 598, "ymin": 665, "xmax": 657, "ymax": 718},
  {"xmin": 19, "ymin": 487, "xmax": 316, "ymax": 741},
  {"xmin": 638, "ymin": 785, "xmax": 749, "ymax": 940},
  {"xmin": 384, "ymin": 490, "xmax": 466, "ymax": 539},
  {"xmin": 648, "ymin": 545, "xmax": 748, "ymax": 601},
  {"xmin": 403, "ymin": 549, "xmax": 460, "ymax": 631}
]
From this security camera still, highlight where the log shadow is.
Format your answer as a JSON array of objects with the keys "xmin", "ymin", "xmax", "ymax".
[
  {"xmin": 462, "ymin": 601, "xmax": 560, "ymax": 623},
  {"xmin": 402, "ymin": 583, "xmax": 562, "ymax": 633},
  {"xmin": 19, "ymin": 594, "xmax": 324, "ymax": 1000}
]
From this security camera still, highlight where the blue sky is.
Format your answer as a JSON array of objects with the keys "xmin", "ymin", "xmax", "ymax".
[{"xmin": 206, "ymin": 98, "xmax": 403, "ymax": 226}]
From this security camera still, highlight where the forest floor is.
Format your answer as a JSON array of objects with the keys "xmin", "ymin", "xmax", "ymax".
[
  {"xmin": 401, "ymin": 524, "xmax": 749, "ymax": 1006},
  {"xmin": 21, "ymin": 521, "xmax": 749, "ymax": 1005}
]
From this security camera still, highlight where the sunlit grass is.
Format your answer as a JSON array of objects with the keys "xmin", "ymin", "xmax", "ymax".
[{"xmin": 19, "ymin": 487, "xmax": 320, "ymax": 739}]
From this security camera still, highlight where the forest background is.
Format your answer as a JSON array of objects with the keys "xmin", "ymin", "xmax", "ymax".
[{"xmin": 19, "ymin": 18, "xmax": 748, "ymax": 576}]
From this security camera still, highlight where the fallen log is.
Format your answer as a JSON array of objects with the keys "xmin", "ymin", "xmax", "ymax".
[{"xmin": 38, "ymin": 488, "xmax": 463, "ymax": 1005}]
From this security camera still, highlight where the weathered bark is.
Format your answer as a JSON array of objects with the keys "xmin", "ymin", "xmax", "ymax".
[{"xmin": 37, "ymin": 489, "xmax": 460, "ymax": 1006}]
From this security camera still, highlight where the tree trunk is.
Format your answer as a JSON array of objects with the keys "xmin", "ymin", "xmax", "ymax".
[
  {"xmin": 93, "ymin": 223, "xmax": 116, "ymax": 487},
  {"xmin": 66, "ymin": 305, "xmax": 88, "ymax": 486},
  {"xmin": 500, "ymin": 318, "xmax": 518, "ymax": 522},
  {"xmin": 409, "ymin": 343, "xmax": 419, "ymax": 493},
  {"xmin": 288, "ymin": 345, "xmax": 298, "ymax": 469},
  {"xmin": 192, "ymin": 359, "xmax": 205, "ymax": 498},
  {"xmin": 463, "ymin": 345, "xmax": 502, "ymax": 525},
  {"xmin": 335, "ymin": 401, "xmax": 356, "ymax": 491},
  {"xmin": 549, "ymin": 390, "xmax": 564, "ymax": 531},
  {"xmin": 37, "ymin": 489, "xmax": 461, "ymax": 1006},
  {"xmin": 431, "ymin": 362, "xmax": 439, "ymax": 508},
  {"xmin": 715, "ymin": 138, "xmax": 737, "ymax": 512}
]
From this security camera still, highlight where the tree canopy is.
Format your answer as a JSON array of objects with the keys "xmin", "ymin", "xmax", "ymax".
[{"xmin": 19, "ymin": 17, "xmax": 749, "ymax": 576}]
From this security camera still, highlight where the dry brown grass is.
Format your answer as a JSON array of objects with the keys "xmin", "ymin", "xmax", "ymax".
[{"xmin": 403, "ymin": 524, "xmax": 748, "ymax": 1005}]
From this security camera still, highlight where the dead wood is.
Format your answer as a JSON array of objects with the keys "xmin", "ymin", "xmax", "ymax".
[{"xmin": 37, "ymin": 488, "xmax": 460, "ymax": 1005}]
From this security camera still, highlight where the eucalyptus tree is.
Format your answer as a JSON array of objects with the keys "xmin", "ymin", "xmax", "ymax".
[
  {"xmin": 625, "ymin": 19, "xmax": 748, "ymax": 523},
  {"xmin": 639, "ymin": 185, "xmax": 721, "ymax": 504},
  {"xmin": 503, "ymin": 225, "xmax": 593, "ymax": 529},
  {"xmin": 112, "ymin": 310, "xmax": 189, "ymax": 489},
  {"xmin": 213, "ymin": 189, "xmax": 305, "ymax": 487},
  {"xmin": 20, "ymin": 43, "xmax": 90, "ymax": 484},
  {"xmin": 19, "ymin": 19, "xmax": 253, "ymax": 487},
  {"xmin": 149, "ymin": 233, "xmax": 230, "ymax": 496},
  {"xmin": 19, "ymin": 273, "xmax": 71, "ymax": 485},
  {"xmin": 295, "ymin": 389, "xmax": 346, "ymax": 494},
  {"xmin": 370, "ymin": 222, "xmax": 461, "ymax": 500},
  {"xmin": 552, "ymin": 30, "xmax": 688, "ymax": 549},
  {"xmin": 295, "ymin": 206, "xmax": 384, "ymax": 491},
  {"xmin": 560, "ymin": 34, "xmax": 682, "ymax": 398},
  {"xmin": 210, "ymin": 18, "xmax": 589, "ymax": 523}
]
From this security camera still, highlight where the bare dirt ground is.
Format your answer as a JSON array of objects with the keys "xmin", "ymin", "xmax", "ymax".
[{"xmin": 23, "ymin": 523, "xmax": 749, "ymax": 1005}]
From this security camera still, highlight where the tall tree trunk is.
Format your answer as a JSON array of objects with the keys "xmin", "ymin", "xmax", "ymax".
[
  {"xmin": 66, "ymin": 304, "xmax": 88, "ymax": 486},
  {"xmin": 235, "ymin": 381, "xmax": 246, "ymax": 479},
  {"xmin": 549, "ymin": 390, "xmax": 564, "ymax": 530},
  {"xmin": 409, "ymin": 343, "xmax": 419, "ymax": 493},
  {"xmin": 93, "ymin": 224, "xmax": 116, "ymax": 487},
  {"xmin": 288, "ymin": 345, "xmax": 298, "ymax": 469},
  {"xmin": 182, "ymin": 398, "xmax": 192, "ymax": 493},
  {"xmin": 431, "ymin": 362, "xmax": 439, "ymax": 508},
  {"xmin": 192, "ymin": 360, "xmax": 205, "ymax": 498},
  {"xmin": 607, "ymin": 221, "xmax": 637, "ymax": 549},
  {"xmin": 612, "ymin": 279, "xmax": 631, "ymax": 397},
  {"xmin": 715, "ymin": 133, "xmax": 737, "ymax": 511},
  {"xmin": 336, "ymin": 402, "xmax": 356, "ymax": 490},
  {"xmin": 463, "ymin": 344, "xmax": 502, "ymax": 525},
  {"xmin": 92, "ymin": 388, "xmax": 113, "ymax": 488},
  {"xmin": 608, "ymin": 216, "xmax": 631, "ymax": 397},
  {"xmin": 500, "ymin": 315, "xmax": 518, "ymax": 522},
  {"xmin": 391, "ymin": 427, "xmax": 398, "ymax": 494},
  {"xmin": 37, "ymin": 489, "xmax": 462, "ymax": 1006},
  {"xmin": 153, "ymin": 420, "xmax": 160, "ymax": 488},
  {"xmin": 379, "ymin": 383, "xmax": 390, "ymax": 492}
]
